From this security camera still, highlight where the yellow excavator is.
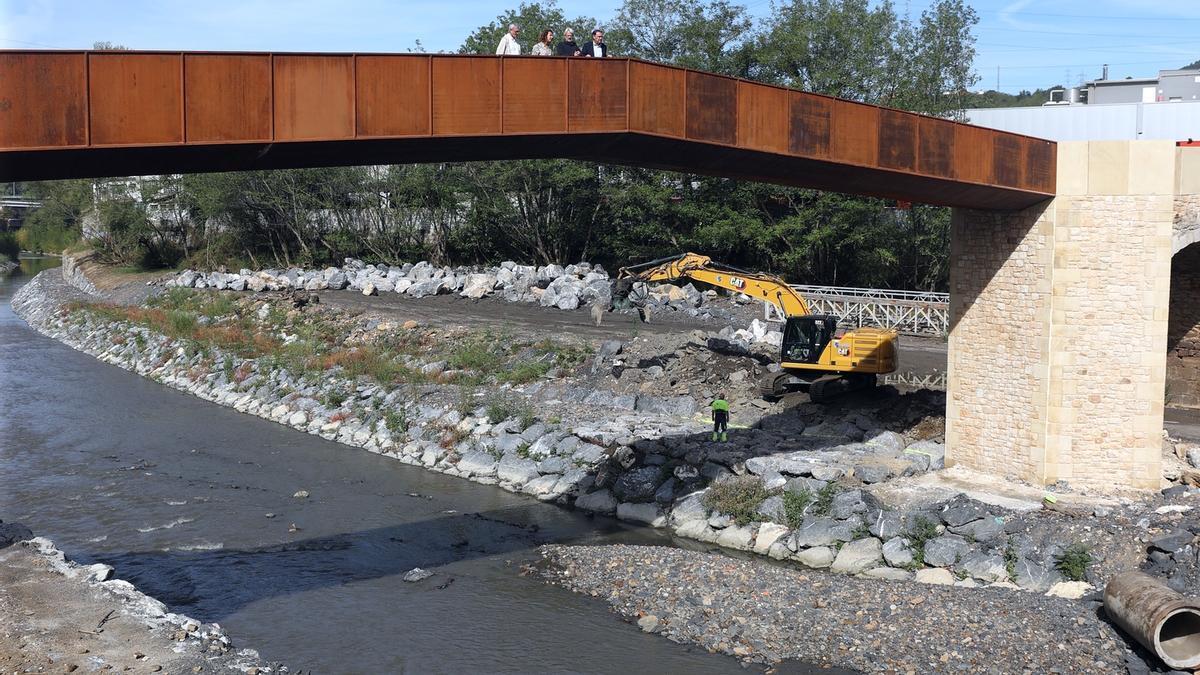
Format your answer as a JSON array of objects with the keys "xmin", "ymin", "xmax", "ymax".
[{"xmin": 614, "ymin": 253, "xmax": 898, "ymax": 402}]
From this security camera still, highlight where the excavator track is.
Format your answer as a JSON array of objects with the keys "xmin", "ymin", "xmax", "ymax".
[{"xmin": 809, "ymin": 374, "xmax": 876, "ymax": 403}]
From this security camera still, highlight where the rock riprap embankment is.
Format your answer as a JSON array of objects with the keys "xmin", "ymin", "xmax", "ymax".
[
  {"xmin": 164, "ymin": 258, "xmax": 759, "ymax": 325},
  {"xmin": 15, "ymin": 269, "xmax": 1148, "ymax": 595},
  {"xmin": 539, "ymin": 544, "xmax": 1128, "ymax": 672}
]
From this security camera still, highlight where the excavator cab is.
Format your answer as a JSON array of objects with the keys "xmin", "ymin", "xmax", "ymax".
[{"xmin": 781, "ymin": 315, "xmax": 837, "ymax": 364}]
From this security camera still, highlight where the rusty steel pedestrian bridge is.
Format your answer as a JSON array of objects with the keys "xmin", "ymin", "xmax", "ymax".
[{"xmin": 0, "ymin": 51, "xmax": 1055, "ymax": 209}]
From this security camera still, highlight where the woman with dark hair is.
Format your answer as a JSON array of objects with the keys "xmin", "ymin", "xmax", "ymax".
[{"xmin": 531, "ymin": 29, "xmax": 554, "ymax": 56}]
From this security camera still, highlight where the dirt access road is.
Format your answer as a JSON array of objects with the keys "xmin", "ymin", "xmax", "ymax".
[{"xmin": 322, "ymin": 290, "xmax": 950, "ymax": 374}]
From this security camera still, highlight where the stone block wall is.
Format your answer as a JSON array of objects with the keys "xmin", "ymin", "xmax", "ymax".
[
  {"xmin": 1044, "ymin": 194, "xmax": 1172, "ymax": 489},
  {"xmin": 948, "ymin": 141, "xmax": 1184, "ymax": 491},
  {"xmin": 946, "ymin": 205, "xmax": 1052, "ymax": 482}
]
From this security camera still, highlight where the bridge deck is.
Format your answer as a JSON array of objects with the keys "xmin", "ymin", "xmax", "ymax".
[{"xmin": 0, "ymin": 51, "xmax": 1055, "ymax": 209}]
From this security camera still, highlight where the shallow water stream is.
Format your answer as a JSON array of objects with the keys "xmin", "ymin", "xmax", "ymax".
[{"xmin": 1, "ymin": 258, "xmax": 841, "ymax": 673}]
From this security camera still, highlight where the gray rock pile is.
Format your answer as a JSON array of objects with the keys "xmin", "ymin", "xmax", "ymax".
[{"xmin": 165, "ymin": 258, "xmax": 744, "ymax": 322}]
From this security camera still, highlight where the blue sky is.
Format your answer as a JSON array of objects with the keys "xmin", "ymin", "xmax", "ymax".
[{"xmin": 1, "ymin": 0, "xmax": 1197, "ymax": 93}]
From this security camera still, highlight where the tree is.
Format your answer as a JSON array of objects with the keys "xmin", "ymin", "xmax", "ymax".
[
  {"xmin": 459, "ymin": 2, "xmax": 596, "ymax": 55},
  {"xmin": 607, "ymin": 0, "xmax": 754, "ymax": 75}
]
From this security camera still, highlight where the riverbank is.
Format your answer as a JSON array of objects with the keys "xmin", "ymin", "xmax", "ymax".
[
  {"xmin": 13, "ymin": 260, "xmax": 1200, "ymax": 672},
  {"xmin": 0, "ymin": 527, "xmax": 279, "ymax": 674}
]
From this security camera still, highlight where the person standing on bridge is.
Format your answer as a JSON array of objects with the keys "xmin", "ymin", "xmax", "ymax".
[
  {"xmin": 496, "ymin": 24, "xmax": 522, "ymax": 55},
  {"xmin": 531, "ymin": 30, "xmax": 554, "ymax": 56},
  {"xmin": 580, "ymin": 29, "xmax": 608, "ymax": 57},
  {"xmin": 710, "ymin": 393, "xmax": 730, "ymax": 442},
  {"xmin": 557, "ymin": 28, "xmax": 581, "ymax": 56}
]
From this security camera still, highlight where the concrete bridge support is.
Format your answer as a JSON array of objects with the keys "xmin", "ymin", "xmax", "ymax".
[{"xmin": 947, "ymin": 141, "xmax": 1198, "ymax": 491}]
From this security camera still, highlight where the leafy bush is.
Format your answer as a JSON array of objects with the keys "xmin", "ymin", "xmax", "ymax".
[
  {"xmin": 384, "ymin": 408, "xmax": 410, "ymax": 434},
  {"xmin": 811, "ymin": 482, "xmax": 840, "ymax": 517},
  {"xmin": 485, "ymin": 392, "xmax": 535, "ymax": 429},
  {"xmin": 782, "ymin": 488, "xmax": 811, "ymax": 527},
  {"xmin": 702, "ymin": 475, "xmax": 773, "ymax": 526},
  {"xmin": 1054, "ymin": 543, "xmax": 1092, "ymax": 581}
]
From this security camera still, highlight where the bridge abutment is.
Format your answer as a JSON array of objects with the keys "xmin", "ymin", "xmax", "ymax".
[{"xmin": 948, "ymin": 140, "xmax": 1189, "ymax": 491}]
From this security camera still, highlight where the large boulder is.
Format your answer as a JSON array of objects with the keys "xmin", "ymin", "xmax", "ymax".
[
  {"xmin": 456, "ymin": 451, "xmax": 498, "ymax": 478},
  {"xmin": 575, "ymin": 489, "xmax": 618, "ymax": 515},
  {"xmin": 612, "ymin": 466, "xmax": 665, "ymax": 503},
  {"xmin": 882, "ymin": 537, "xmax": 914, "ymax": 567},
  {"xmin": 407, "ymin": 279, "xmax": 445, "ymax": 298},
  {"xmin": 790, "ymin": 518, "xmax": 854, "ymax": 548},
  {"xmin": 923, "ymin": 534, "xmax": 971, "ymax": 567},
  {"xmin": 460, "ymin": 273, "xmax": 498, "ymax": 299},
  {"xmin": 497, "ymin": 456, "xmax": 540, "ymax": 485},
  {"xmin": 795, "ymin": 546, "xmax": 835, "ymax": 568},
  {"xmin": 906, "ymin": 440, "xmax": 946, "ymax": 470},
  {"xmin": 634, "ymin": 395, "xmax": 697, "ymax": 417},
  {"xmin": 831, "ymin": 538, "xmax": 883, "ymax": 574}
]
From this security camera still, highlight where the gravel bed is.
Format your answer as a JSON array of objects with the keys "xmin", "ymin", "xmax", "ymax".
[{"xmin": 540, "ymin": 544, "xmax": 1131, "ymax": 674}]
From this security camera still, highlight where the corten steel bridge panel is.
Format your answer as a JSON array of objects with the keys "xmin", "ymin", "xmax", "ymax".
[{"xmin": 0, "ymin": 51, "xmax": 1056, "ymax": 210}]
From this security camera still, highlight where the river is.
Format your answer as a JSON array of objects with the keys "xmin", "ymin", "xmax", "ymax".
[{"xmin": 1, "ymin": 258, "xmax": 842, "ymax": 673}]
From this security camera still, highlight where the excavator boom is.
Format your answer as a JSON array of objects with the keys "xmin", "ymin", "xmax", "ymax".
[{"xmin": 617, "ymin": 252, "xmax": 810, "ymax": 317}]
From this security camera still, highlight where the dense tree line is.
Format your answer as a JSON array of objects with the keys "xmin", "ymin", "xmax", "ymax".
[{"xmin": 15, "ymin": 0, "xmax": 980, "ymax": 291}]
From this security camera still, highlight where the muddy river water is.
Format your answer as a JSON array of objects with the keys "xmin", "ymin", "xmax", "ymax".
[{"xmin": 1, "ymin": 259, "xmax": 850, "ymax": 673}]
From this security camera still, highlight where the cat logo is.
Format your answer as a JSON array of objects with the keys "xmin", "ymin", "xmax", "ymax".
[
  {"xmin": 729, "ymin": 276, "xmax": 746, "ymax": 289},
  {"xmin": 834, "ymin": 341, "xmax": 850, "ymax": 356}
]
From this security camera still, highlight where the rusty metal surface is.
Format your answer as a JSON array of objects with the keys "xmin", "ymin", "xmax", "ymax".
[
  {"xmin": 0, "ymin": 50, "xmax": 1057, "ymax": 208},
  {"xmin": 431, "ymin": 56, "xmax": 500, "ymax": 135},
  {"xmin": 184, "ymin": 54, "xmax": 272, "ymax": 143},
  {"xmin": 356, "ymin": 55, "xmax": 430, "ymax": 138},
  {"xmin": 88, "ymin": 52, "xmax": 183, "ymax": 146}
]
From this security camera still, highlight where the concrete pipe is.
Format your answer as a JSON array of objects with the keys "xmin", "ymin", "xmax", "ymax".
[{"xmin": 1105, "ymin": 571, "xmax": 1200, "ymax": 670}]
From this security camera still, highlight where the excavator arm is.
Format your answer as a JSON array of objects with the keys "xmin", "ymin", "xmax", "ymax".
[{"xmin": 616, "ymin": 252, "xmax": 811, "ymax": 317}]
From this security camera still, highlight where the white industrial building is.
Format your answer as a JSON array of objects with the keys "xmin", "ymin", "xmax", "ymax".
[{"xmin": 965, "ymin": 67, "xmax": 1200, "ymax": 141}]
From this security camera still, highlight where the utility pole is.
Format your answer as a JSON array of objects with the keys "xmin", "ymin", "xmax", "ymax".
[{"xmin": 996, "ymin": 66, "xmax": 1000, "ymax": 92}]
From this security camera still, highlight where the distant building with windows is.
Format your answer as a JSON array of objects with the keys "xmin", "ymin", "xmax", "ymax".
[
  {"xmin": 1088, "ymin": 68, "xmax": 1200, "ymax": 104},
  {"xmin": 964, "ymin": 67, "xmax": 1200, "ymax": 141}
]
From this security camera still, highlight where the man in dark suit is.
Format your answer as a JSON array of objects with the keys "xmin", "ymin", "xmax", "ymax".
[
  {"xmin": 580, "ymin": 29, "xmax": 608, "ymax": 57},
  {"xmin": 556, "ymin": 28, "xmax": 581, "ymax": 56}
]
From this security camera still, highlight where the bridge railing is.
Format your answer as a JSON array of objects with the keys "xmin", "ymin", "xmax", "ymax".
[{"xmin": 784, "ymin": 284, "xmax": 949, "ymax": 337}]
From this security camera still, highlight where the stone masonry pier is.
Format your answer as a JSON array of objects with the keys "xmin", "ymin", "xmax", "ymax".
[{"xmin": 947, "ymin": 141, "xmax": 1200, "ymax": 490}]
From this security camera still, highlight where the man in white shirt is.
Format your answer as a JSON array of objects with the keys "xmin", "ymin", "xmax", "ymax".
[{"xmin": 496, "ymin": 24, "xmax": 521, "ymax": 55}]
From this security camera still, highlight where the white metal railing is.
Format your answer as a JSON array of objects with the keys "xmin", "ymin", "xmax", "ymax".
[
  {"xmin": 883, "ymin": 370, "xmax": 948, "ymax": 390},
  {"xmin": 789, "ymin": 284, "xmax": 949, "ymax": 336},
  {"xmin": 0, "ymin": 198, "xmax": 42, "ymax": 209}
]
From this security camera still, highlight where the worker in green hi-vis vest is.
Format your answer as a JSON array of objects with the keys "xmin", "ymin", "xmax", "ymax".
[{"xmin": 710, "ymin": 394, "xmax": 730, "ymax": 442}]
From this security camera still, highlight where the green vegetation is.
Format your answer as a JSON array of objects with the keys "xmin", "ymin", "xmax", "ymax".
[
  {"xmin": 1054, "ymin": 543, "xmax": 1093, "ymax": 582},
  {"xmin": 13, "ymin": 0, "xmax": 977, "ymax": 291},
  {"xmin": 811, "ymin": 482, "xmax": 840, "ymax": 517},
  {"xmin": 73, "ymin": 289, "xmax": 587, "ymax": 397},
  {"xmin": 1004, "ymin": 537, "xmax": 1019, "ymax": 581},
  {"xmin": 384, "ymin": 408, "xmax": 411, "ymax": 434},
  {"xmin": 485, "ymin": 392, "xmax": 536, "ymax": 429},
  {"xmin": 702, "ymin": 475, "xmax": 773, "ymax": 526},
  {"xmin": 0, "ymin": 232, "xmax": 19, "ymax": 261},
  {"xmin": 903, "ymin": 515, "xmax": 940, "ymax": 568},
  {"xmin": 781, "ymin": 487, "xmax": 812, "ymax": 527}
]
